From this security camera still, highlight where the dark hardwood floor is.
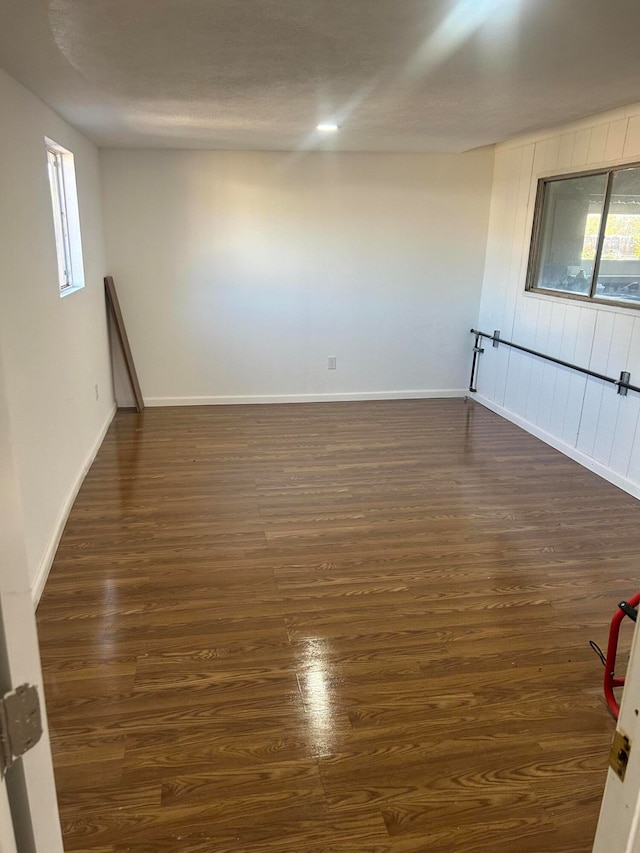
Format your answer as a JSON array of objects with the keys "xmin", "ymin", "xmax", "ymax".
[{"xmin": 36, "ymin": 398, "xmax": 640, "ymax": 852}]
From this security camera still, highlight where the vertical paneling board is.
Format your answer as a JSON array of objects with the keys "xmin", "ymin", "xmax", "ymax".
[
  {"xmin": 627, "ymin": 398, "xmax": 640, "ymax": 485},
  {"xmin": 576, "ymin": 311, "xmax": 616, "ymax": 458},
  {"xmin": 590, "ymin": 314, "xmax": 635, "ymax": 466},
  {"xmin": 557, "ymin": 133, "xmax": 575, "ymax": 169},
  {"xmin": 476, "ymin": 152, "xmax": 516, "ymax": 403},
  {"xmin": 547, "ymin": 306, "xmax": 579, "ymax": 439},
  {"xmin": 605, "ymin": 119, "xmax": 628, "ymax": 161},
  {"xmin": 587, "ymin": 124, "xmax": 608, "ymax": 164},
  {"xmin": 524, "ymin": 299, "xmax": 552, "ymax": 425},
  {"xmin": 536, "ymin": 301, "xmax": 566, "ymax": 433},
  {"xmin": 477, "ymin": 104, "xmax": 640, "ymax": 495},
  {"xmin": 610, "ymin": 318, "xmax": 640, "ymax": 477},
  {"xmin": 561, "ymin": 307, "xmax": 594, "ymax": 447},
  {"xmin": 503, "ymin": 296, "xmax": 538, "ymax": 416},
  {"xmin": 507, "ymin": 145, "xmax": 537, "ymax": 338},
  {"xmin": 571, "ymin": 128, "xmax": 592, "ymax": 168},
  {"xmin": 623, "ymin": 115, "xmax": 640, "ymax": 159}
]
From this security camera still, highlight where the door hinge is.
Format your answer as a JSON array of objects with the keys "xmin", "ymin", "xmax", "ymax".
[
  {"xmin": 609, "ymin": 729, "xmax": 632, "ymax": 782},
  {"xmin": 0, "ymin": 684, "xmax": 42, "ymax": 778}
]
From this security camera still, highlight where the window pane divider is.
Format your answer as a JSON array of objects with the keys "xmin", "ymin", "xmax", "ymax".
[{"xmin": 589, "ymin": 171, "xmax": 615, "ymax": 299}]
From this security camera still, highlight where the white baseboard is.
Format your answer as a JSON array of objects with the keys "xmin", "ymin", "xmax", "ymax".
[
  {"xmin": 33, "ymin": 403, "xmax": 117, "ymax": 606},
  {"xmin": 144, "ymin": 389, "xmax": 468, "ymax": 406},
  {"xmin": 473, "ymin": 393, "xmax": 640, "ymax": 501}
]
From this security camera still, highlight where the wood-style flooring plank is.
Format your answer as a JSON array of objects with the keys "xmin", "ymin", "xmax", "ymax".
[{"xmin": 36, "ymin": 398, "xmax": 639, "ymax": 851}]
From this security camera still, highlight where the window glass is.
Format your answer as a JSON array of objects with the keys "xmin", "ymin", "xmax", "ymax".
[
  {"xmin": 594, "ymin": 166, "xmax": 640, "ymax": 305},
  {"xmin": 47, "ymin": 148, "xmax": 73, "ymax": 290},
  {"xmin": 44, "ymin": 137, "xmax": 85, "ymax": 296},
  {"xmin": 533, "ymin": 173, "xmax": 608, "ymax": 296}
]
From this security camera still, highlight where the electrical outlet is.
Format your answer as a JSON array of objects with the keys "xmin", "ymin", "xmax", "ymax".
[
  {"xmin": 94, "ymin": 383, "xmax": 99, "ymax": 401},
  {"xmin": 328, "ymin": 356, "xmax": 337, "ymax": 370}
]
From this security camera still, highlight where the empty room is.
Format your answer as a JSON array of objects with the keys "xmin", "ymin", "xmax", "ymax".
[{"xmin": 3, "ymin": 1, "xmax": 640, "ymax": 851}]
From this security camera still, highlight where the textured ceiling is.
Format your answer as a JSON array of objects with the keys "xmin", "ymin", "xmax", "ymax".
[{"xmin": 1, "ymin": 0, "xmax": 640, "ymax": 151}]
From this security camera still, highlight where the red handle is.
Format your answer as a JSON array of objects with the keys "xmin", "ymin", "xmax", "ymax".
[{"xmin": 604, "ymin": 591, "xmax": 640, "ymax": 720}]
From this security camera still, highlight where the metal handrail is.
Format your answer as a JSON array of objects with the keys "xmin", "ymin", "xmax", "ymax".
[{"xmin": 469, "ymin": 328, "xmax": 639, "ymax": 397}]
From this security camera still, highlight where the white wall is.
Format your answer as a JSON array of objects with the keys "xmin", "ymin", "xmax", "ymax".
[
  {"xmin": 100, "ymin": 149, "xmax": 494, "ymax": 405},
  {"xmin": 0, "ymin": 68, "xmax": 115, "ymax": 599},
  {"xmin": 476, "ymin": 103, "xmax": 640, "ymax": 499},
  {"xmin": 0, "ymin": 338, "xmax": 63, "ymax": 851}
]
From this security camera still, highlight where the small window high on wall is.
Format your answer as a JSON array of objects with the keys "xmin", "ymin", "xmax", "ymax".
[
  {"xmin": 45, "ymin": 138, "xmax": 85, "ymax": 296},
  {"xmin": 526, "ymin": 164, "xmax": 640, "ymax": 308}
]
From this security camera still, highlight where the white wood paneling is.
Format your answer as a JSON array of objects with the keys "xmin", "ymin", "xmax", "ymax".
[
  {"xmin": 525, "ymin": 299, "xmax": 552, "ymax": 425},
  {"xmin": 476, "ymin": 154, "xmax": 512, "ymax": 402},
  {"xmin": 623, "ymin": 114, "xmax": 640, "ymax": 159},
  {"xmin": 561, "ymin": 307, "xmax": 594, "ymax": 447},
  {"xmin": 477, "ymin": 103, "xmax": 640, "ymax": 498},
  {"xmin": 587, "ymin": 123, "xmax": 608, "ymax": 165},
  {"xmin": 610, "ymin": 319, "xmax": 640, "ymax": 477},
  {"xmin": 628, "ymin": 408, "xmax": 640, "ymax": 485},
  {"xmin": 591, "ymin": 314, "xmax": 635, "ymax": 466},
  {"xmin": 534, "ymin": 300, "xmax": 563, "ymax": 432},
  {"xmin": 572, "ymin": 128, "xmax": 592, "ymax": 167},
  {"xmin": 509, "ymin": 145, "xmax": 537, "ymax": 335},
  {"xmin": 605, "ymin": 118, "xmax": 628, "ymax": 161},
  {"xmin": 543, "ymin": 136, "xmax": 561, "ymax": 172},
  {"xmin": 557, "ymin": 133, "xmax": 575, "ymax": 169},
  {"xmin": 576, "ymin": 311, "xmax": 616, "ymax": 458},
  {"xmin": 546, "ymin": 307, "xmax": 574, "ymax": 436}
]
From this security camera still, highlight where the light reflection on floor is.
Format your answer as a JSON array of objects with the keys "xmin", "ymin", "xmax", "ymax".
[{"xmin": 297, "ymin": 636, "xmax": 337, "ymax": 756}]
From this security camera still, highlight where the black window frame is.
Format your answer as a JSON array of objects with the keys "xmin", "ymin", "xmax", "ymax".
[{"xmin": 525, "ymin": 162, "xmax": 640, "ymax": 310}]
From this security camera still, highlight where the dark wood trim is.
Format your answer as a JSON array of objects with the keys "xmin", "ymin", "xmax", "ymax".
[{"xmin": 104, "ymin": 275, "xmax": 144, "ymax": 413}]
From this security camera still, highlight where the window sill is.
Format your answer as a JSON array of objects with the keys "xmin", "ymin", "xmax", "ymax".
[
  {"xmin": 59, "ymin": 283, "xmax": 85, "ymax": 299},
  {"xmin": 524, "ymin": 288, "xmax": 640, "ymax": 316}
]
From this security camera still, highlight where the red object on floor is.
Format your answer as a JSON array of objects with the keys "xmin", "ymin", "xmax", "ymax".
[{"xmin": 604, "ymin": 591, "xmax": 640, "ymax": 720}]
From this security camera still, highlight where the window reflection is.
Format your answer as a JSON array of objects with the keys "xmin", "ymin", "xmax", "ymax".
[
  {"xmin": 529, "ymin": 165, "xmax": 640, "ymax": 306},
  {"xmin": 594, "ymin": 167, "xmax": 640, "ymax": 304},
  {"xmin": 534, "ymin": 173, "xmax": 607, "ymax": 296}
]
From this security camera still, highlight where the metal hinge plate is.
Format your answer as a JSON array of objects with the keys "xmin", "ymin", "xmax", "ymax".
[
  {"xmin": 609, "ymin": 729, "xmax": 632, "ymax": 782},
  {"xmin": 0, "ymin": 684, "xmax": 42, "ymax": 777}
]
